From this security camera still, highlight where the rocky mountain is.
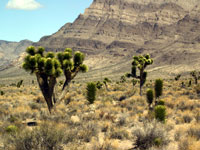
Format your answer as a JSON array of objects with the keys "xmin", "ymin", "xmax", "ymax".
[
  {"xmin": 33, "ymin": 0, "xmax": 200, "ymax": 78},
  {"xmin": 0, "ymin": 40, "xmax": 32, "ymax": 71},
  {"xmin": 1, "ymin": 0, "xmax": 199, "ymax": 80}
]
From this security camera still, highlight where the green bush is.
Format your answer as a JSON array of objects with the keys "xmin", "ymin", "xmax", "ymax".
[
  {"xmin": 157, "ymin": 100, "xmax": 165, "ymax": 106},
  {"xmin": 155, "ymin": 79, "xmax": 163, "ymax": 99},
  {"xmin": 146, "ymin": 89, "xmax": 154, "ymax": 107},
  {"xmin": 96, "ymin": 81, "xmax": 103, "ymax": 89},
  {"xmin": 0, "ymin": 90, "xmax": 4, "ymax": 95},
  {"xmin": 86, "ymin": 82, "xmax": 97, "ymax": 104},
  {"xmin": 132, "ymin": 79, "xmax": 137, "ymax": 86},
  {"xmin": 5, "ymin": 125, "xmax": 18, "ymax": 133},
  {"xmin": 154, "ymin": 137, "xmax": 162, "ymax": 147},
  {"xmin": 155, "ymin": 105, "xmax": 166, "ymax": 122},
  {"xmin": 120, "ymin": 75, "xmax": 126, "ymax": 83}
]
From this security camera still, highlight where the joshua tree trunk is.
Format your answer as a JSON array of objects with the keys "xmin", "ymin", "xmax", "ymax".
[
  {"xmin": 36, "ymin": 73, "xmax": 56, "ymax": 113},
  {"xmin": 139, "ymin": 69, "xmax": 143, "ymax": 96}
]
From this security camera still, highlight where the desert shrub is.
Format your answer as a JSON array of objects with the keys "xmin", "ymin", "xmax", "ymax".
[
  {"xmin": 5, "ymin": 125, "xmax": 18, "ymax": 134},
  {"xmin": 110, "ymin": 128, "xmax": 129, "ymax": 140},
  {"xmin": 86, "ymin": 82, "xmax": 97, "ymax": 104},
  {"xmin": 17, "ymin": 80, "xmax": 23, "ymax": 88},
  {"xmin": 175, "ymin": 74, "xmax": 181, "ymax": 81},
  {"xmin": 187, "ymin": 125, "xmax": 200, "ymax": 140},
  {"xmin": 146, "ymin": 89, "xmax": 154, "ymax": 107},
  {"xmin": 117, "ymin": 116, "xmax": 126, "ymax": 126},
  {"xmin": 157, "ymin": 100, "xmax": 165, "ymax": 105},
  {"xmin": 29, "ymin": 102, "xmax": 40, "ymax": 110},
  {"xmin": 96, "ymin": 81, "xmax": 103, "ymax": 89},
  {"xmin": 8, "ymin": 115, "xmax": 18, "ymax": 123},
  {"xmin": 4, "ymin": 123, "xmax": 65, "ymax": 150},
  {"xmin": 91, "ymin": 140, "xmax": 114, "ymax": 150},
  {"xmin": 195, "ymin": 84, "xmax": 200, "ymax": 94},
  {"xmin": 195, "ymin": 112, "xmax": 200, "ymax": 123},
  {"xmin": 154, "ymin": 79, "xmax": 163, "ymax": 99},
  {"xmin": 154, "ymin": 105, "xmax": 166, "ymax": 122},
  {"xmin": 120, "ymin": 75, "xmax": 126, "ymax": 83},
  {"xmin": 132, "ymin": 121, "xmax": 170, "ymax": 149},
  {"xmin": 64, "ymin": 95, "xmax": 71, "ymax": 105},
  {"xmin": 132, "ymin": 79, "xmax": 137, "ymax": 86},
  {"xmin": 182, "ymin": 113, "xmax": 193, "ymax": 123},
  {"xmin": 0, "ymin": 90, "xmax": 4, "ymax": 95},
  {"xmin": 178, "ymin": 137, "xmax": 189, "ymax": 150},
  {"xmin": 77, "ymin": 121, "xmax": 98, "ymax": 142}
]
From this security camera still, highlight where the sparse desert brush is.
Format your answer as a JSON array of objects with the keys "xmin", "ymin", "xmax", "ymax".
[
  {"xmin": 187, "ymin": 123, "xmax": 200, "ymax": 140},
  {"xmin": 178, "ymin": 136, "xmax": 200, "ymax": 150},
  {"xmin": 181, "ymin": 110, "xmax": 193, "ymax": 123},
  {"xmin": 132, "ymin": 120, "xmax": 170, "ymax": 150},
  {"xmin": 109, "ymin": 127, "xmax": 130, "ymax": 140},
  {"xmin": 90, "ymin": 138, "xmax": 114, "ymax": 150},
  {"xmin": 77, "ymin": 121, "xmax": 99, "ymax": 142},
  {"xmin": 4, "ymin": 122, "xmax": 65, "ymax": 150},
  {"xmin": 100, "ymin": 121, "xmax": 112, "ymax": 132}
]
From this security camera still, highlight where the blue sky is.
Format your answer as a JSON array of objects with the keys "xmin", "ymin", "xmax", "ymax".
[{"xmin": 0, "ymin": 0, "xmax": 93, "ymax": 42}]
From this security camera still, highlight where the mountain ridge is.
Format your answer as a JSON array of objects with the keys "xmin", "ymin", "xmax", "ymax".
[{"xmin": 1, "ymin": 0, "xmax": 200, "ymax": 79}]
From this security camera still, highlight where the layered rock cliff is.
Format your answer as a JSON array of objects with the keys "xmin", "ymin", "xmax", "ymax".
[{"xmin": 33, "ymin": 0, "xmax": 200, "ymax": 77}]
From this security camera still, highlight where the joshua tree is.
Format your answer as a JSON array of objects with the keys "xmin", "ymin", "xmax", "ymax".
[
  {"xmin": 23, "ymin": 46, "xmax": 61, "ymax": 112},
  {"xmin": 103, "ymin": 77, "xmax": 111, "ymax": 90},
  {"xmin": 23, "ymin": 46, "xmax": 88, "ymax": 113},
  {"xmin": 17, "ymin": 80, "xmax": 23, "ymax": 88},
  {"xmin": 190, "ymin": 71, "xmax": 200, "ymax": 84},
  {"xmin": 127, "ymin": 54, "xmax": 153, "ymax": 96},
  {"xmin": 175, "ymin": 74, "xmax": 181, "ymax": 81},
  {"xmin": 57, "ymin": 48, "xmax": 88, "ymax": 100}
]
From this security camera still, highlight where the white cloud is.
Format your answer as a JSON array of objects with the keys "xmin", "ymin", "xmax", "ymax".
[{"xmin": 6, "ymin": 0, "xmax": 42, "ymax": 10}]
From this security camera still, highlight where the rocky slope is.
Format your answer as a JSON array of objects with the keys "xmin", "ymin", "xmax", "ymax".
[
  {"xmin": 33, "ymin": 0, "xmax": 200, "ymax": 78},
  {"xmin": 1, "ymin": 0, "xmax": 200, "ymax": 79},
  {"xmin": 0, "ymin": 40, "xmax": 32, "ymax": 71}
]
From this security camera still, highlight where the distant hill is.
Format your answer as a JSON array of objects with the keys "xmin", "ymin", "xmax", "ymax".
[{"xmin": 0, "ymin": 40, "xmax": 32, "ymax": 71}]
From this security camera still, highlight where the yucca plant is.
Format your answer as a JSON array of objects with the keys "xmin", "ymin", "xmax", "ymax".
[
  {"xmin": 86, "ymin": 82, "xmax": 97, "ymax": 104},
  {"xmin": 146, "ymin": 89, "xmax": 154, "ymax": 108},
  {"xmin": 155, "ymin": 105, "xmax": 166, "ymax": 122},
  {"xmin": 103, "ymin": 77, "xmax": 111, "ymax": 90},
  {"xmin": 155, "ymin": 79, "xmax": 163, "ymax": 99}
]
